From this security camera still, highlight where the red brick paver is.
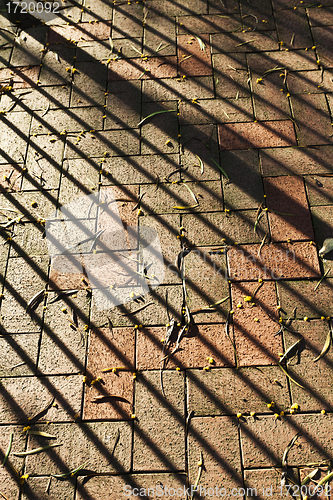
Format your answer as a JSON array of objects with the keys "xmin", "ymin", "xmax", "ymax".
[
  {"xmin": 1, "ymin": 1, "xmax": 333, "ymax": 497},
  {"xmin": 218, "ymin": 121, "xmax": 296, "ymax": 150}
]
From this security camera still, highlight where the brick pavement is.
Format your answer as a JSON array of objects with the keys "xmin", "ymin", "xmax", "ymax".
[{"xmin": 0, "ymin": 0, "xmax": 333, "ymax": 498}]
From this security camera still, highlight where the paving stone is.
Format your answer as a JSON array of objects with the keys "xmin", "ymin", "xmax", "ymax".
[
  {"xmin": 139, "ymin": 213, "xmax": 182, "ymax": 284},
  {"xmin": 24, "ymin": 421, "xmax": 131, "ymax": 474},
  {"xmin": 76, "ymin": 473, "xmax": 187, "ymax": 500},
  {"xmin": 81, "ymin": 0, "xmax": 114, "ymax": 22},
  {"xmin": 0, "ymin": 163, "xmax": 23, "ymax": 192},
  {"xmin": 305, "ymin": 175, "xmax": 333, "ymax": 206},
  {"xmin": 112, "ymin": 2, "xmax": 143, "ymax": 39},
  {"xmin": 312, "ymin": 26, "xmax": 333, "ymax": 66},
  {"xmin": 48, "ymin": 254, "xmax": 88, "ymax": 291},
  {"xmin": 39, "ymin": 44, "xmax": 76, "ymax": 85},
  {"xmin": 287, "ymin": 69, "xmax": 333, "ymax": 94},
  {"xmin": 213, "ymin": 53, "xmax": 251, "ymax": 98},
  {"xmin": 240, "ymin": 0, "xmax": 275, "ymax": 30},
  {"xmin": 22, "ymin": 476, "xmax": 75, "ymax": 500},
  {"xmin": 290, "ymin": 94, "xmax": 333, "ymax": 146},
  {"xmin": 218, "ymin": 121, "xmax": 296, "ymax": 150},
  {"xmin": 284, "ymin": 319, "xmax": 333, "ymax": 411},
  {"xmin": 211, "ymin": 31, "xmax": 279, "ymax": 54},
  {"xmin": 177, "ymin": 34, "xmax": 212, "ymax": 77},
  {"xmin": 276, "ymin": 279, "xmax": 333, "ymax": 318},
  {"xmin": 260, "ymin": 145, "xmax": 333, "ymax": 176},
  {"xmin": 182, "ymin": 246, "xmax": 229, "ymax": 323},
  {"xmin": 146, "ymin": 0, "xmax": 207, "ymax": 16},
  {"xmin": 108, "ymin": 56, "xmax": 178, "ymax": 81},
  {"xmin": 187, "ymin": 416, "xmax": 242, "ymax": 498},
  {"xmin": 178, "ymin": 13, "xmax": 241, "ymax": 34},
  {"xmin": 0, "ymin": 25, "xmax": 15, "ymax": 46},
  {"xmin": 137, "ymin": 323, "xmax": 235, "ymax": 370},
  {"xmin": 57, "ymin": 158, "xmax": 99, "ymax": 207},
  {"xmin": 0, "ymin": 66, "xmax": 40, "ymax": 88},
  {"xmin": 101, "ymin": 153, "xmax": 181, "ymax": 185},
  {"xmin": 48, "ymin": 22, "xmax": 111, "ymax": 43},
  {"xmin": 23, "ymin": 134, "xmax": 65, "ymax": 191},
  {"xmin": 1, "ymin": 86, "xmax": 71, "ymax": 113},
  {"xmin": 264, "ymin": 175, "xmax": 314, "ymax": 241},
  {"xmin": 221, "ymin": 150, "xmax": 263, "ymax": 210},
  {"xmin": 105, "ymin": 80, "xmax": 141, "ymax": 129},
  {"xmin": 38, "ymin": 290, "xmax": 90, "ymax": 374},
  {"xmin": 0, "ymin": 375, "xmax": 82, "ymax": 423},
  {"xmin": 90, "ymin": 284, "xmax": 183, "ymax": 328},
  {"xmin": 187, "ymin": 366, "xmax": 289, "ymax": 415},
  {"xmin": 76, "ymin": 39, "xmax": 115, "ymax": 61},
  {"xmin": 31, "ymin": 107, "xmax": 104, "ymax": 135},
  {"xmin": 251, "ymin": 73, "xmax": 291, "ymax": 121},
  {"xmin": 230, "ymin": 242, "xmax": 320, "ymax": 282},
  {"xmin": 182, "ymin": 210, "xmax": 269, "ymax": 246},
  {"xmin": 10, "ymin": 27, "xmax": 46, "ymax": 67},
  {"xmin": 311, "ymin": 205, "xmax": 333, "ymax": 249},
  {"xmin": 244, "ymin": 468, "xmax": 300, "ymax": 500},
  {"xmin": 275, "ymin": 8, "xmax": 313, "ymax": 49},
  {"xmin": 180, "ymin": 124, "xmax": 221, "ymax": 181},
  {"xmin": 1, "ymin": 255, "xmax": 48, "ymax": 334},
  {"xmin": 0, "ymin": 48, "xmax": 13, "ymax": 69},
  {"xmin": 0, "ymin": 191, "xmax": 70, "ymax": 223},
  {"xmin": 143, "ymin": 12, "xmax": 176, "ymax": 56},
  {"xmin": 272, "ymin": 0, "xmax": 307, "ymax": 8},
  {"xmin": 133, "ymin": 370, "xmax": 185, "ymax": 471},
  {"xmin": 140, "ymin": 101, "xmax": 179, "ymax": 155},
  {"xmin": 10, "ymin": 222, "xmax": 48, "ymax": 257},
  {"xmin": 65, "ymin": 129, "xmax": 140, "ymax": 159},
  {"xmin": 0, "ymin": 111, "xmax": 32, "ymax": 163},
  {"xmin": 87, "ymin": 326, "xmax": 135, "ymax": 373},
  {"xmin": 247, "ymin": 50, "xmax": 318, "ymax": 73},
  {"xmin": 45, "ymin": 5, "xmax": 83, "ymax": 25},
  {"xmin": 240, "ymin": 413, "xmax": 333, "ymax": 468},
  {"xmin": 0, "ymin": 464, "xmax": 21, "ymax": 498},
  {"xmin": 142, "ymin": 180, "xmax": 223, "ymax": 215},
  {"xmin": 0, "ymin": 424, "xmax": 27, "ymax": 479},
  {"xmin": 231, "ymin": 281, "xmax": 282, "ymax": 366},
  {"xmin": 308, "ymin": 6, "xmax": 333, "ymax": 26},
  {"xmin": 180, "ymin": 97, "xmax": 253, "ymax": 125},
  {"xmin": 0, "ymin": 333, "xmax": 40, "ymax": 376},
  {"xmin": 142, "ymin": 76, "xmax": 214, "ymax": 102},
  {"xmin": 108, "ymin": 37, "xmax": 144, "ymax": 59},
  {"xmin": 70, "ymin": 61, "xmax": 108, "ymax": 107},
  {"xmin": 83, "ymin": 371, "xmax": 134, "ymax": 420}
]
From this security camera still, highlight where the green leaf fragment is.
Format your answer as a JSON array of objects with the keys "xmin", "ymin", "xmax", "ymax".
[
  {"xmin": 195, "ymin": 36, "xmax": 206, "ymax": 50},
  {"xmin": 195, "ymin": 155, "xmax": 204, "ymax": 174},
  {"xmin": 317, "ymin": 470, "xmax": 333, "ymax": 487},
  {"xmin": 282, "ymin": 432, "xmax": 301, "ymax": 468},
  {"xmin": 138, "ymin": 109, "xmax": 175, "ymax": 127},
  {"xmin": 279, "ymin": 337, "xmax": 303, "ymax": 365},
  {"xmin": 3, "ymin": 433, "xmax": 13, "ymax": 466},
  {"xmin": 27, "ymin": 430, "xmax": 57, "ymax": 439},
  {"xmin": 319, "ymin": 238, "xmax": 333, "ymax": 257},
  {"xmin": 301, "ymin": 468, "xmax": 320, "ymax": 485},
  {"xmin": 52, "ymin": 462, "xmax": 87, "ymax": 478},
  {"xmin": 13, "ymin": 444, "xmax": 62, "ymax": 456},
  {"xmin": 279, "ymin": 363, "xmax": 305, "ymax": 389},
  {"xmin": 209, "ymin": 157, "xmax": 229, "ymax": 181},
  {"xmin": 313, "ymin": 329, "xmax": 331, "ymax": 362},
  {"xmin": 314, "ymin": 267, "xmax": 330, "ymax": 291},
  {"xmin": 183, "ymin": 183, "xmax": 199, "ymax": 205}
]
